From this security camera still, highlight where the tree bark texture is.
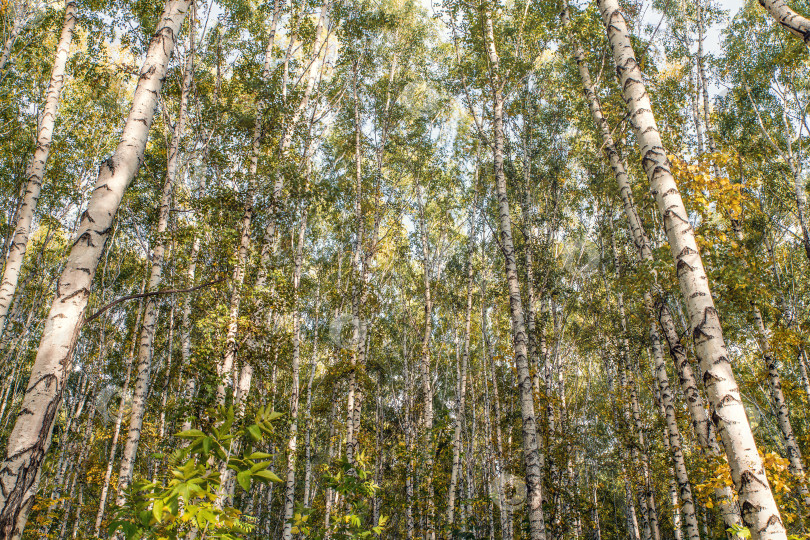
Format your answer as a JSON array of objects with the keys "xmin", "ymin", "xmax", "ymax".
[
  {"xmin": 0, "ymin": 2, "xmax": 191, "ymax": 536},
  {"xmin": 117, "ymin": 30, "xmax": 194, "ymax": 501},
  {"xmin": 483, "ymin": 6, "xmax": 546, "ymax": 539},
  {"xmin": 596, "ymin": 2, "xmax": 785, "ymax": 539},
  {"xmin": 0, "ymin": 0, "xmax": 78, "ymax": 338},
  {"xmin": 759, "ymin": 0, "xmax": 810, "ymax": 43}
]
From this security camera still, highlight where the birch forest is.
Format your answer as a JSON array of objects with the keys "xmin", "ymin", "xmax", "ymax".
[{"xmin": 1, "ymin": 0, "xmax": 810, "ymax": 538}]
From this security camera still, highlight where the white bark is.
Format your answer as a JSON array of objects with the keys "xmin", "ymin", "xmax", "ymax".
[
  {"xmin": 752, "ymin": 303, "xmax": 810, "ymax": 503},
  {"xmin": 255, "ymin": 0, "xmax": 329, "ymax": 288},
  {"xmin": 93, "ymin": 294, "xmax": 145, "ymax": 536},
  {"xmin": 415, "ymin": 182, "xmax": 437, "ymax": 540},
  {"xmin": 482, "ymin": 7, "xmax": 546, "ymax": 538},
  {"xmin": 597, "ymin": 2, "xmax": 785, "ymax": 539},
  {"xmin": 447, "ymin": 208, "xmax": 475, "ymax": 530},
  {"xmin": 0, "ymin": 2, "xmax": 190, "ymax": 535},
  {"xmin": 758, "ymin": 0, "xmax": 810, "ymax": 42},
  {"xmin": 219, "ymin": 2, "xmax": 283, "ymax": 403},
  {"xmin": 281, "ymin": 208, "xmax": 307, "ymax": 540},
  {"xmin": 0, "ymin": 1, "xmax": 78, "ymax": 338},
  {"xmin": 180, "ymin": 235, "xmax": 200, "ymax": 432},
  {"xmin": 117, "ymin": 30, "xmax": 194, "ymax": 500},
  {"xmin": 0, "ymin": 2, "xmax": 29, "ymax": 72},
  {"xmin": 303, "ymin": 290, "xmax": 320, "ymax": 508}
]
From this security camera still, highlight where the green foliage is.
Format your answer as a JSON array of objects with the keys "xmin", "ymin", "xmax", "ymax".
[
  {"xmin": 109, "ymin": 406, "xmax": 282, "ymax": 539},
  {"xmin": 290, "ymin": 454, "xmax": 387, "ymax": 539}
]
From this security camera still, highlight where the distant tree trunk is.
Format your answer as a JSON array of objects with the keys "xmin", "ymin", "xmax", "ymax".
[
  {"xmin": 180, "ymin": 235, "xmax": 200, "ymax": 433},
  {"xmin": 758, "ymin": 0, "xmax": 810, "ymax": 43},
  {"xmin": 484, "ymin": 318, "xmax": 513, "ymax": 540},
  {"xmin": 481, "ymin": 6, "xmax": 546, "ymax": 538},
  {"xmin": 597, "ymin": 2, "xmax": 785, "ymax": 539},
  {"xmin": 696, "ymin": 0, "xmax": 716, "ymax": 160},
  {"xmin": 0, "ymin": 0, "xmax": 78, "ymax": 338},
  {"xmin": 623, "ymin": 456, "xmax": 642, "ymax": 540},
  {"xmin": 591, "ymin": 478, "xmax": 602, "ymax": 540},
  {"xmin": 255, "ymin": 0, "xmax": 328, "ymax": 287},
  {"xmin": 480, "ymin": 317, "xmax": 503, "ymax": 539},
  {"xmin": 447, "ymin": 206, "xmax": 475, "ymax": 533},
  {"xmin": 93, "ymin": 293, "xmax": 145, "ymax": 536},
  {"xmin": 220, "ymin": 4, "xmax": 282, "ymax": 404},
  {"xmin": 117, "ymin": 29, "xmax": 194, "ymax": 501},
  {"xmin": 346, "ymin": 59, "xmax": 366, "ymax": 467},
  {"xmin": 303, "ymin": 289, "xmax": 320, "ymax": 508},
  {"xmin": 0, "ymin": 2, "xmax": 191, "ymax": 536},
  {"xmin": 650, "ymin": 329, "xmax": 700, "ymax": 540},
  {"xmin": 281, "ymin": 207, "xmax": 307, "ymax": 540},
  {"xmin": 415, "ymin": 182, "xmax": 437, "ymax": 540},
  {"xmin": 751, "ymin": 303, "xmax": 810, "ymax": 503},
  {"xmin": 688, "ymin": 50, "xmax": 704, "ymax": 155},
  {"xmin": 0, "ymin": 3, "xmax": 28, "ymax": 72}
]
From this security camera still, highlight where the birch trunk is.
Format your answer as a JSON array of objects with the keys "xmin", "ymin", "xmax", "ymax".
[
  {"xmin": 482, "ymin": 7, "xmax": 546, "ymax": 538},
  {"xmin": 0, "ymin": 3, "xmax": 28, "ymax": 72},
  {"xmin": 255, "ymin": 0, "xmax": 329, "ymax": 288},
  {"xmin": 696, "ymin": 1, "xmax": 716, "ymax": 159},
  {"xmin": 180, "ymin": 235, "xmax": 200, "ymax": 432},
  {"xmin": 93, "ymin": 295, "xmax": 145, "ymax": 536},
  {"xmin": 751, "ymin": 303, "xmax": 810, "ymax": 503},
  {"xmin": 688, "ymin": 50, "xmax": 705, "ymax": 156},
  {"xmin": 758, "ymin": 0, "xmax": 810, "ymax": 42},
  {"xmin": 303, "ymin": 289, "xmax": 320, "ymax": 508},
  {"xmin": 117, "ymin": 32, "xmax": 193, "ymax": 500},
  {"xmin": 0, "ymin": 2, "xmax": 190, "ymax": 535},
  {"xmin": 281, "ymin": 208, "xmax": 307, "ymax": 540},
  {"xmin": 219, "ymin": 4, "xmax": 282, "ymax": 403},
  {"xmin": 650, "ymin": 327, "xmax": 701, "ymax": 540},
  {"xmin": 484, "ymin": 321, "xmax": 513, "ymax": 540},
  {"xmin": 416, "ymin": 182, "xmax": 436, "ymax": 540},
  {"xmin": 0, "ymin": 0, "xmax": 77, "ymax": 338},
  {"xmin": 447, "ymin": 207, "xmax": 475, "ymax": 532},
  {"xmin": 597, "ymin": 2, "xmax": 785, "ymax": 538},
  {"xmin": 346, "ymin": 60, "xmax": 365, "ymax": 466}
]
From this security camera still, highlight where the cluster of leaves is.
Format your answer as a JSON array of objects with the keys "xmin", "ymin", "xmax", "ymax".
[
  {"xmin": 109, "ymin": 406, "xmax": 283, "ymax": 539},
  {"xmin": 290, "ymin": 454, "xmax": 387, "ymax": 539}
]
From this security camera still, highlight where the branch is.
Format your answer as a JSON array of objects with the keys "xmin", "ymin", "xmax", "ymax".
[{"xmin": 83, "ymin": 278, "xmax": 225, "ymax": 325}]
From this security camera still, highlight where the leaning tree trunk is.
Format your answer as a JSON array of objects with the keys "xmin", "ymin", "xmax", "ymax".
[
  {"xmin": 0, "ymin": 2, "xmax": 191, "ymax": 536},
  {"xmin": 0, "ymin": 0, "xmax": 78, "ymax": 339},
  {"xmin": 482, "ymin": 6, "xmax": 547, "ymax": 539},
  {"xmin": 596, "ymin": 2, "xmax": 785, "ymax": 539},
  {"xmin": 758, "ymin": 0, "xmax": 810, "ymax": 43},
  {"xmin": 116, "ymin": 33, "xmax": 194, "ymax": 502}
]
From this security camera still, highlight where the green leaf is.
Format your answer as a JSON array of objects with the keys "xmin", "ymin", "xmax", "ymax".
[
  {"xmin": 254, "ymin": 469, "xmax": 283, "ymax": 483},
  {"xmin": 247, "ymin": 424, "xmax": 262, "ymax": 441},
  {"xmin": 246, "ymin": 451, "xmax": 273, "ymax": 460},
  {"xmin": 236, "ymin": 470, "xmax": 252, "ymax": 491},
  {"xmin": 152, "ymin": 498, "xmax": 164, "ymax": 523},
  {"xmin": 176, "ymin": 429, "xmax": 205, "ymax": 439}
]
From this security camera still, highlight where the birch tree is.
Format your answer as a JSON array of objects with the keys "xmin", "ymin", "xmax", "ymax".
[{"xmin": 0, "ymin": 1, "xmax": 191, "ymax": 535}]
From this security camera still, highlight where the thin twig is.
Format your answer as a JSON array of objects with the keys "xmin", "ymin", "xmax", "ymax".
[{"xmin": 83, "ymin": 278, "xmax": 224, "ymax": 325}]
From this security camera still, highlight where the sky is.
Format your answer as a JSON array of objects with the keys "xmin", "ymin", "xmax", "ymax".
[{"xmin": 642, "ymin": 0, "xmax": 747, "ymax": 52}]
